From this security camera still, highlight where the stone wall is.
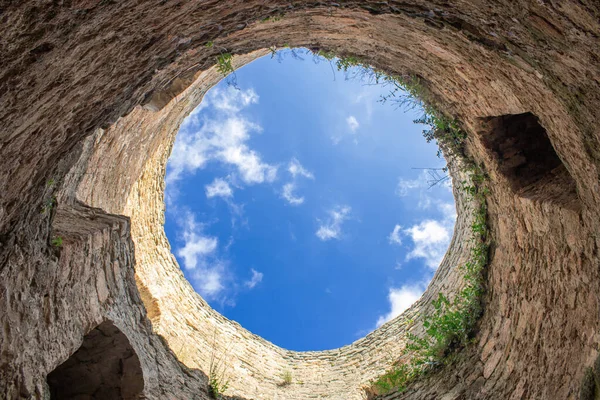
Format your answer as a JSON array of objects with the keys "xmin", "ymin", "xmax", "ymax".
[
  {"xmin": 1, "ymin": 1, "xmax": 599, "ymax": 399},
  {"xmin": 70, "ymin": 50, "xmax": 476, "ymax": 400}
]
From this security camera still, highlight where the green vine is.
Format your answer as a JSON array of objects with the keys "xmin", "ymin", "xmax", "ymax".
[
  {"xmin": 371, "ymin": 164, "xmax": 488, "ymax": 395},
  {"xmin": 369, "ymin": 160, "xmax": 489, "ymax": 395},
  {"xmin": 306, "ymin": 49, "xmax": 493, "ymax": 396}
]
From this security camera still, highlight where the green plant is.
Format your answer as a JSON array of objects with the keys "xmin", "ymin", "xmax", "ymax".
[
  {"xmin": 372, "ymin": 164, "xmax": 489, "ymax": 395},
  {"xmin": 205, "ymin": 41, "xmax": 214, "ymax": 48},
  {"xmin": 415, "ymin": 111, "xmax": 467, "ymax": 158},
  {"xmin": 378, "ymin": 74, "xmax": 468, "ymax": 159},
  {"xmin": 260, "ymin": 15, "xmax": 282, "ymax": 23},
  {"xmin": 316, "ymin": 49, "xmax": 336, "ymax": 61},
  {"xmin": 334, "ymin": 55, "xmax": 362, "ymax": 72},
  {"xmin": 208, "ymin": 375, "xmax": 229, "ymax": 399},
  {"xmin": 51, "ymin": 236, "xmax": 63, "ymax": 248},
  {"xmin": 280, "ymin": 370, "xmax": 293, "ymax": 386},
  {"xmin": 208, "ymin": 361, "xmax": 230, "ymax": 399},
  {"xmin": 216, "ymin": 52, "xmax": 234, "ymax": 77},
  {"xmin": 208, "ymin": 331, "xmax": 232, "ymax": 399}
]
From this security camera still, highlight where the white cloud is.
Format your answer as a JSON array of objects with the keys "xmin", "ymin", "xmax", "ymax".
[
  {"xmin": 176, "ymin": 213, "xmax": 218, "ymax": 270},
  {"xmin": 282, "ymin": 182, "xmax": 304, "ymax": 205},
  {"xmin": 244, "ymin": 269, "xmax": 263, "ymax": 289},
  {"xmin": 166, "ymin": 132, "xmax": 210, "ymax": 184},
  {"xmin": 316, "ymin": 205, "xmax": 352, "ymax": 241},
  {"xmin": 192, "ymin": 268, "xmax": 225, "ymax": 298},
  {"xmin": 375, "ymin": 207, "xmax": 455, "ymax": 329},
  {"xmin": 220, "ymin": 137, "xmax": 277, "ymax": 184},
  {"xmin": 396, "ymin": 176, "xmax": 423, "ymax": 197},
  {"xmin": 388, "ymin": 224, "xmax": 403, "ymax": 246},
  {"xmin": 205, "ymin": 177, "xmax": 233, "ymax": 199},
  {"xmin": 438, "ymin": 202, "xmax": 457, "ymax": 219},
  {"xmin": 346, "ymin": 115, "xmax": 359, "ymax": 133},
  {"xmin": 177, "ymin": 233, "xmax": 218, "ymax": 270},
  {"xmin": 316, "ymin": 226, "xmax": 338, "ymax": 241},
  {"xmin": 166, "ymin": 87, "xmax": 277, "ymax": 187},
  {"xmin": 402, "ymin": 202, "xmax": 456, "ymax": 269},
  {"xmin": 174, "ymin": 211, "xmax": 227, "ymax": 301},
  {"xmin": 417, "ymin": 193, "xmax": 433, "ymax": 210},
  {"xmin": 376, "ymin": 284, "xmax": 424, "ymax": 328},
  {"xmin": 281, "ymin": 158, "xmax": 314, "ymax": 205},
  {"xmin": 288, "ymin": 158, "xmax": 314, "ymax": 179},
  {"xmin": 332, "ymin": 116, "xmax": 361, "ymax": 144},
  {"xmin": 404, "ymin": 220, "xmax": 450, "ymax": 268},
  {"xmin": 211, "ymin": 85, "xmax": 259, "ymax": 113}
]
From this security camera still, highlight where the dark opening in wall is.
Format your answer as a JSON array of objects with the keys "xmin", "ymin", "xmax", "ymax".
[
  {"xmin": 46, "ymin": 321, "xmax": 144, "ymax": 400},
  {"xmin": 477, "ymin": 112, "xmax": 579, "ymax": 210}
]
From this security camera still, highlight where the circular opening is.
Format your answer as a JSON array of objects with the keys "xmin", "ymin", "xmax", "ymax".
[{"xmin": 164, "ymin": 48, "xmax": 456, "ymax": 351}]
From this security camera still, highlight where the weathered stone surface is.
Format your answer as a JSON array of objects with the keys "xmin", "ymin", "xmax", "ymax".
[{"xmin": 0, "ymin": 1, "xmax": 599, "ymax": 399}]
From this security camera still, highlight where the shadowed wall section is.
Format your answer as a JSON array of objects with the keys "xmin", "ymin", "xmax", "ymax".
[
  {"xmin": 477, "ymin": 112, "xmax": 580, "ymax": 210},
  {"xmin": 1, "ymin": 1, "xmax": 599, "ymax": 399},
  {"xmin": 47, "ymin": 321, "xmax": 144, "ymax": 400}
]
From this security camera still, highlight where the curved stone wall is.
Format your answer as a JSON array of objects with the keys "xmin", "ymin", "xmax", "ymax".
[
  {"xmin": 72, "ymin": 49, "xmax": 476, "ymax": 400},
  {"xmin": 1, "ymin": 1, "xmax": 599, "ymax": 399}
]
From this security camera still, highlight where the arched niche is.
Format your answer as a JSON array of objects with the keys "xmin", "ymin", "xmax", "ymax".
[{"xmin": 46, "ymin": 321, "xmax": 144, "ymax": 400}]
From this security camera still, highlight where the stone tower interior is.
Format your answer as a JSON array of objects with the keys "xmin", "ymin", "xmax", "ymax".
[{"xmin": 1, "ymin": 1, "xmax": 599, "ymax": 399}]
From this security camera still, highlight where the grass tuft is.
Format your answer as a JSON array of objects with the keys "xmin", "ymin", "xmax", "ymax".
[
  {"xmin": 51, "ymin": 236, "xmax": 63, "ymax": 248},
  {"xmin": 280, "ymin": 370, "xmax": 293, "ymax": 386}
]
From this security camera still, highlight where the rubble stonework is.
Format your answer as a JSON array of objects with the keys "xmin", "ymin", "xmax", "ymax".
[{"xmin": 1, "ymin": 2, "xmax": 599, "ymax": 399}]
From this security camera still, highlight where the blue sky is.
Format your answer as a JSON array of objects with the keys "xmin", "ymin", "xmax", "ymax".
[{"xmin": 165, "ymin": 49, "xmax": 455, "ymax": 351}]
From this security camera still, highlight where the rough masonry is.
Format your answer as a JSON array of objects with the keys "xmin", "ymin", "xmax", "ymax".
[{"xmin": 1, "ymin": 1, "xmax": 599, "ymax": 399}]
